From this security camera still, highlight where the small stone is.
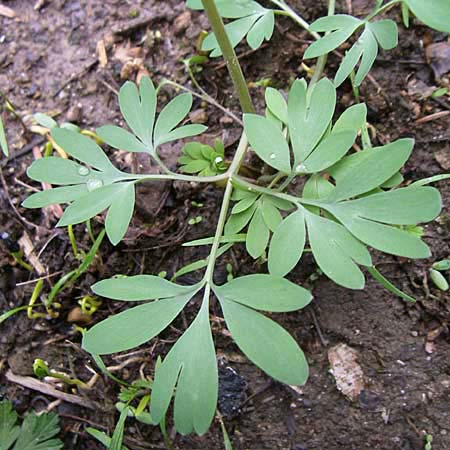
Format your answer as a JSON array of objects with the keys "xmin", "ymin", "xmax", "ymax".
[{"xmin": 66, "ymin": 103, "xmax": 83, "ymax": 124}]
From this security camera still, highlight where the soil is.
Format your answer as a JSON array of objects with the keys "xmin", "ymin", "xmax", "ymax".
[{"xmin": 1, "ymin": 1, "xmax": 449, "ymax": 449}]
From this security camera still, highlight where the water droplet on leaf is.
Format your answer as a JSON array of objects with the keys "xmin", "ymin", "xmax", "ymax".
[
  {"xmin": 269, "ymin": 153, "xmax": 276, "ymax": 159},
  {"xmin": 296, "ymin": 163, "xmax": 306, "ymax": 173},
  {"xmin": 78, "ymin": 167, "xmax": 90, "ymax": 176},
  {"xmin": 86, "ymin": 179, "xmax": 103, "ymax": 191}
]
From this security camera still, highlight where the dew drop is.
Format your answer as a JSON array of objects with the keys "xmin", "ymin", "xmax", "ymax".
[
  {"xmin": 296, "ymin": 163, "xmax": 306, "ymax": 173},
  {"xmin": 86, "ymin": 179, "xmax": 103, "ymax": 191},
  {"xmin": 78, "ymin": 167, "xmax": 90, "ymax": 176},
  {"xmin": 214, "ymin": 156, "xmax": 223, "ymax": 164},
  {"xmin": 269, "ymin": 153, "xmax": 276, "ymax": 159}
]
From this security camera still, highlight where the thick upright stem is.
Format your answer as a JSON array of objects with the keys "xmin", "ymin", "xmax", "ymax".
[{"xmin": 201, "ymin": 0, "xmax": 254, "ymax": 113}]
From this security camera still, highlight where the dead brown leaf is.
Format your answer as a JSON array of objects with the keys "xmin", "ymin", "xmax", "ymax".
[{"xmin": 328, "ymin": 343, "xmax": 365, "ymax": 401}]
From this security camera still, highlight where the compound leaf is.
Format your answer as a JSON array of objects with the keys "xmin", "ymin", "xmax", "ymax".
[
  {"xmin": 105, "ymin": 182, "xmax": 135, "ymax": 245},
  {"xmin": 268, "ymin": 209, "xmax": 306, "ymax": 277},
  {"xmin": 305, "ymin": 210, "xmax": 372, "ymax": 289},
  {"xmin": 150, "ymin": 305, "xmax": 218, "ymax": 435},
  {"xmin": 214, "ymin": 274, "xmax": 311, "ymax": 312},
  {"xmin": 244, "ymin": 114, "xmax": 291, "ymax": 173},
  {"xmin": 354, "ymin": 28, "xmax": 378, "ymax": 86},
  {"xmin": 219, "ymin": 298, "xmax": 309, "ymax": 385},
  {"xmin": 92, "ymin": 275, "xmax": 194, "ymax": 301},
  {"xmin": 82, "ymin": 292, "xmax": 195, "ymax": 354}
]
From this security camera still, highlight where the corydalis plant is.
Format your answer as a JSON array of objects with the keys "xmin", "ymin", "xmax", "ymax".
[{"xmin": 22, "ymin": 0, "xmax": 445, "ymax": 438}]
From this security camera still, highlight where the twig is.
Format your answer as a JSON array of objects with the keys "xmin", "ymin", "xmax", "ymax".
[{"xmin": 5, "ymin": 369, "xmax": 97, "ymax": 410}]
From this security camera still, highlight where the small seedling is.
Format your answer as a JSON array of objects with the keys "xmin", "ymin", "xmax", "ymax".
[
  {"xmin": 33, "ymin": 358, "xmax": 88, "ymax": 389},
  {"xmin": 17, "ymin": 0, "xmax": 449, "ymax": 439}
]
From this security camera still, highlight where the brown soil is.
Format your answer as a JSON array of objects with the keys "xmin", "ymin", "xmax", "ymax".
[{"xmin": 1, "ymin": 1, "xmax": 449, "ymax": 449}]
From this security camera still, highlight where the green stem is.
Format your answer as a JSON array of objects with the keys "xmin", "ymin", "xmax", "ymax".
[
  {"xmin": 201, "ymin": 0, "xmax": 254, "ymax": 113},
  {"xmin": 309, "ymin": 0, "xmax": 336, "ymax": 86},
  {"xmin": 203, "ymin": 134, "xmax": 248, "ymax": 284},
  {"xmin": 268, "ymin": 0, "xmax": 320, "ymax": 39},
  {"xmin": 366, "ymin": 0, "xmax": 401, "ymax": 21}
]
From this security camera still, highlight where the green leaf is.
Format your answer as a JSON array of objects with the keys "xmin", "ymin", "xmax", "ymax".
[
  {"xmin": 157, "ymin": 124, "xmax": 207, "ymax": 147},
  {"xmin": 334, "ymin": 39, "xmax": 364, "ymax": 87},
  {"xmin": 288, "ymin": 78, "xmax": 336, "ymax": 163},
  {"xmin": 268, "ymin": 209, "xmax": 306, "ymax": 277},
  {"xmin": 180, "ymin": 159, "xmax": 210, "ymax": 174},
  {"xmin": 219, "ymin": 298, "xmax": 309, "ymax": 385},
  {"xmin": 12, "ymin": 409, "xmax": 63, "ymax": 450},
  {"xmin": 261, "ymin": 196, "xmax": 282, "ymax": 231},
  {"xmin": 225, "ymin": 202, "xmax": 257, "ymax": 234},
  {"xmin": 305, "ymin": 211, "xmax": 372, "ymax": 289},
  {"xmin": 202, "ymin": 15, "xmax": 259, "ymax": 57},
  {"xmin": 110, "ymin": 407, "xmax": 128, "ymax": 450},
  {"xmin": 309, "ymin": 14, "xmax": 362, "ymax": 32},
  {"xmin": 327, "ymin": 138, "xmax": 414, "ymax": 201},
  {"xmin": 354, "ymin": 28, "xmax": 378, "ymax": 86},
  {"xmin": 404, "ymin": 0, "xmax": 450, "ymax": 33},
  {"xmin": 57, "ymin": 183, "xmax": 122, "ymax": 226},
  {"xmin": 243, "ymin": 114, "xmax": 291, "ymax": 173},
  {"xmin": 119, "ymin": 76, "xmax": 156, "ymax": 148},
  {"xmin": 301, "ymin": 130, "xmax": 356, "ymax": 173},
  {"xmin": 232, "ymin": 195, "xmax": 258, "ymax": 214},
  {"xmin": 246, "ymin": 10, "xmax": 275, "ymax": 49},
  {"xmin": 150, "ymin": 305, "xmax": 218, "ymax": 435},
  {"xmin": 83, "ymin": 292, "xmax": 195, "ymax": 354},
  {"xmin": 214, "ymin": 274, "xmax": 312, "ymax": 312},
  {"xmin": 367, "ymin": 266, "xmax": 416, "ymax": 302},
  {"xmin": 96, "ymin": 125, "xmax": 150, "ymax": 153},
  {"xmin": 33, "ymin": 113, "xmax": 58, "ymax": 129},
  {"xmin": 187, "ymin": 0, "xmax": 265, "ymax": 19},
  {"xmin": 332, "ymin": 103, "xmax": 367, "ymax": 134},
  {"xmin": 265, "ymin": 87, "xmax": 288, "ymax": 124},
  {"xmin": 92, "ymin": 275, "xmax": 194, "ymax": 301},
  {"xmin": 105, "ymin": 182, "xmax": 135, "ymax": 245},
  {"xmin": 0, "ymin": 115, "xmax": 8, "ymax": 157},
  {"xmin": 22, "ymin": 184, "xmax": 88, "ymax": 208},
  {"xmin": 51, "ymin": 128, "xmax": 115, "ymax": 172},
  {"xmin": 329, "ymin": 208, "xmax": 432, "ymax": 258},
  {"xmin": 86, "ymin": 428, "xmax": 129, "ymax": 450},
  {"xmin": 27, "ymin": 157, "xmax": 90, "ymax": 185},
  {"xmin": 305, "ymin": 15, "xmax": 362, "ymax": 59},
  {"xmin": 0, "ymin": 400, "xmax": 19, "ymax": 450},
  {"xmin": 368, "ymin": 19, "xmax": 398, "ymax": 50},
  {"xmin": 327, "ymin": 186, "xmax": 441, "ymax": 226},
  {"xmin": 302, "ymin": 174, "xmax": 334, "ymax": 200},
  {"xmin": 246, "ymin": 207, "xmax": 270, "ymax": 258},
  {"xmin": 154, "ymin": 93, "xmax": 194, "ymax": 148}
]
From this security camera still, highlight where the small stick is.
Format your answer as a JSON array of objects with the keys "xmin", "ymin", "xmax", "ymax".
[{"xmin": 5, "ymin": 369, "xmax": 97, "ymax": 410}]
